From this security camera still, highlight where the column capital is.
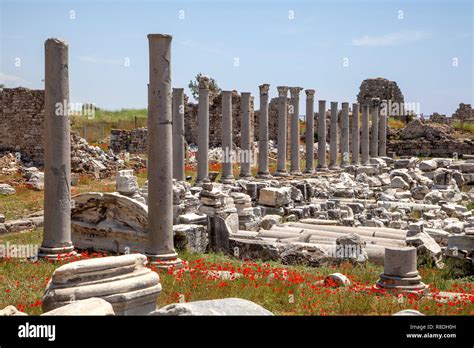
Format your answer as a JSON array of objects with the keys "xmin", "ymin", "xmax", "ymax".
[
  {"xmin": 289, "ymin": 87, "xmax": 303, "ymax": 98},
  {"xmin": 147, "ymin": 33, "xmax": 172, "ymax": 41},
  {"xmin": 277, "ymin": 86, "xmax": 289, "ymax": 97},
  {"xmin": 371, "ymin": 97, "xmax": 381, "ymax": 107},
  {"xmin": 199, "ymin": 75, "xmax": 210, "ymax": 90},
  {"xmin": 305, "ymin": 89, "xmax": 315, "ymax": 99},
  {"xmin": 259, "ymin": 83, "xmax": 270, "ymax": 96}
]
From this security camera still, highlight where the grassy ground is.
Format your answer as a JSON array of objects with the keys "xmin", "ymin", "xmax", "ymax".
[{"xmin": 0, "ymin": 227, "xmax": 473, "ymax": 315}]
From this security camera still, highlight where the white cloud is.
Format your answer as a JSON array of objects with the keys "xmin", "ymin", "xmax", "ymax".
[
  {"xmin": 77, "ymin": 55, "xmax": 124, "ymax": 65},
  {"xmin": 352, "ymin": 30, "xmax": 429, "ymax": 47}
]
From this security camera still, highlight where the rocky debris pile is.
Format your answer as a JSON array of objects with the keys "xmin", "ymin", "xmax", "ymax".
[
  {"xmin": 0, "ymin": 152, "xmax": 22, "ymax": 175},
  {"xmin": 357, "ymin": 77, "xmax": 404, "ymax": 106},
  {"xmin": 71, "ymin": 131, "xmax": 124, "ymax": 177},
  {"xmin": 388, "ymin": 119, "xmax": 474, "ymax": 157},
  {"xmin": 42, "ymin": 254, "xmax": 162, "ymax": 315},
  {"xmin": 0, "ymin": 211, "xmax": 43, "ymax": 235},
  {"xmin": 452, "ymin": 103, "xmax": 474, "ymax": 123}
]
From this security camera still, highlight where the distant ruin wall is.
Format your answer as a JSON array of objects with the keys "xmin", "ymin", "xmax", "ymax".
[{"xmin": 0, "ymin": 88, "xmax": 45, "ymax": 165}]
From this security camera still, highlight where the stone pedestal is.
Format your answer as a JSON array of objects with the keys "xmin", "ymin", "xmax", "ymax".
[
  {"xmin": 304, "ymin": 89, "xmax": 315, "ymax": 173},
  {"xmin": 196, "ymin": 76, "xmax": 210, "ymax": 183},
  {"xmin": 370, "ymin": 98, "xmax": 380, "ymax": 158},
  {"xmin": 42, "ymin": 254, "xmax": 162, "ymax": 315},
  {"xmin": 340, "ymin": 102, "xmax": 349, "ymax": 167},
  {"xmin": 351, "ymin": 103, "xmax": 360, "ymax": 165},
  {"xmin": 240, "ymin": 92, "xmax": 252, "ymax": 178},
  {"xmin": 317, "ymin": 100, "xmax": 328, "ymax": 171},
  {"xmin": 257, "ymin": 84, "xmax": 272, "ymax": 178},
  {"xmin": 290, "ymin": 87, "xmax": 303, "ymax": 175},
  {"xmin": 172, "ymin": 88, "xmax": 185, "ymax": 181},
  {"xmin": 329, "ymin": 102, "xmax": 339, "ymax": 170},
  {"xmin": 39, "ymin": 38, "xmax": 75, "ymax": 259},
  {"xmin": 361, "ymin": 104, "xmax": 370, "ymax": 165},
  {"xmin": 274, "ymin": 86, "xmax": 289, "ymax": 177},
  {"xmin": 376, "ymin": 247, "xmax": 427, "ymax": 291},
  {"xmin": 379, "ymin": 100, "xmax": 387, "ymax": 157},
  {"xmin": 146, "ymin": 34, "xmax": 182, "ymax": 269},
  {"xmin": 220, "ymin": 91, "xmax": 234, "ymax": 184}
]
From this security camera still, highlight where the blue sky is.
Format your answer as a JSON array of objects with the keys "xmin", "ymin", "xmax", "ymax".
[{"xmin": 1, "ymin": 0, "xmax": 473, "ymax": 115}]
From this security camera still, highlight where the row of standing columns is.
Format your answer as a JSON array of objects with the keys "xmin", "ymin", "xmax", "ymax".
[
  {"xmin": 170, "ymin": 82, "xmax": 389, "ymax": 182},
  {"xmin": 39, "ymin": 34, "xmax": 182, "ymax": 269},
  {"xmin": 40, "ymin": 33, "xmax": 388, "ymax": 269}
]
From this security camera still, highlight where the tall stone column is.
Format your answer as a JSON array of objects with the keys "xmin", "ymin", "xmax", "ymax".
[
  {"xmin": 304, "ymin": 89, "xmax": 315, "ymax": 173},
  {"xmin": 146, "ymin": 34, "xmax": 182, "ymax": 269},
  {"xmin": 351, "ymin": 103, "xmax": 360, "ymax": 165},
  {"xmin": 39, "ymin": 38, "xmax": 75, "ymax": 259},
  {"xmin": 172, "ymin": 88, "xmax": 185, "ymax": 181},
  {"xmin": 370, "ymin": 98, "xmax": 380, "ymax": 158},
  {"xmin": 289, "ymin": 87, "xmax": 303, "ymax": 175},
  {"xmin": 340, "ymin": 102, "xmax": 350, "ymax": 167},
  {"xmin": 220, "ymin": 91, "xmax": 234, "ymax": 184},
  {"xmin": 361, "ymin": 104, "xmax": 370, "ymax": 165},
  {"xmin": 329, "ymin": 102, "xmax": 339, "ymax": 170},
  {"xmin": 317, "ymin": 100, "xmax": 328, "ymax": 171},
  {"xmin": 274, "ymin": 86, "xmax": 289, "ymax": 176},
  {"xmin": 257, "ymin": 84, "xmax": 271, "ymax": 178},
  {"xmin": 196, "ymin": 76, "xmax": 210, "ymax": 183},
  {"xmin": 379, "ymin": 100, "xmax": 387, "ymax": 157},
  {"xmin": 239, "ymin": 92, "xmax": 252, "ymax": 178}
]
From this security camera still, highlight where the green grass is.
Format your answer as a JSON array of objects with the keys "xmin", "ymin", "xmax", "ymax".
[
  {"xmin": 1, "ymin": 228, "xmax": 473, "ymax": 316},
  {"xmin": 452, "ymin": 121, "xmax": 474, "ymax": 135}
]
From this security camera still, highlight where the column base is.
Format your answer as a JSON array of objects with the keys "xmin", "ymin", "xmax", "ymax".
[
  {"xmin": 239, "ymin": 173, "xmax": 253, "ymax": 179},
  {"xmin": 256, "ymin": 172, "xmax": 273, "ymax": 179},
  {"xmin": 316, "ymin": 166, "xmax": 328, "ymax": 172},
  {"xmin": 219, "ymin": 175, "xmax": 235, "ymax": 184},
  {"xmin": 146, "ymin": 252, "xmax": 184, "ymax": 270},
  {"xmin": 38, "ymin": 244, "xmax": 77, "ymax": 260},
  {"xmin": 340, "ymin": 162, "xmax": 349, "ymax": 168},
  {"xmin": 304, "ymin": 168, "xmax": 315, "ymax": 174},
  {"xmin": 328, "ymin": 164, "xmax": 340, "ymax": 170},
  {"xmin": 290, "ymin": 170, "xmax": 302, "ymax": 176},
  {"xmin": 273, "ymin": 171, "xmax": 288, "ymax": 177}
]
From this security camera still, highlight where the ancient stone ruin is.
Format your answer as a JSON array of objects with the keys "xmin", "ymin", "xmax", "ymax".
[{"xmin": 1, "ymin": 32, "xmax": 473, "ymax": 318}]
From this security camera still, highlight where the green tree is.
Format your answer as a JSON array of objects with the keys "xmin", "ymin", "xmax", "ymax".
[{"xmin": 188, "ymin": 73, "xmax": 221, "ymax": 99}]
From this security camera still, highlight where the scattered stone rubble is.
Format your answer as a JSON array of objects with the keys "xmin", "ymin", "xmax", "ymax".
[{"xmin": 63, "ymin": 151, "xmax": 474, "ymax": 272}]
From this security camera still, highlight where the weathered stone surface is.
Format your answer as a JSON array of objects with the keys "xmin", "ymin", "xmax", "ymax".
[
  {"xmin": 42, "ymin": 298, "xmax": 115, "ymax": 316},
  {"xmin": 406, "ymin": 232, "xmax": 443, "ymax": 267},
  {"xmin": 391, "ymin": 176, "xmax": 410, "ymax": 190},
  {"xmin": 42, "ymin": 254, "xmax": 162, "ymax": 315},
  {"xmin": 419, "ymin": 159, "xmax": 438, "ymax": 171},
  {"xmin": 258, "ymin": 187, "xmax": 291, "ymax": 207},
  {"xmin": 393, "ymin": 309, "xmax": 425, "ymax": 316},
  {"xmin": 71, "ymin": 192, "xmax": 148, "ymax": 254},
  {"xmin": 0, "ymin": 305, "xmax": 28, "ymax": 316},
  {"xmin": 0, "ymin": 183, "xmax": 15, "ymax": 195},
  {"xmin": 324, "ymin": 273, "xmax": 351, "ymax": 287},
  {"xmin": 152, "ymin": 298, "xmax": 273, "ymax": 316},
  {"xmin": 173, "ymin": 224, "xmax": 208, "ymax": 253},
  {"xmin": 260, "ymin": 215, "xmax": 283, "ymax": 230}
]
